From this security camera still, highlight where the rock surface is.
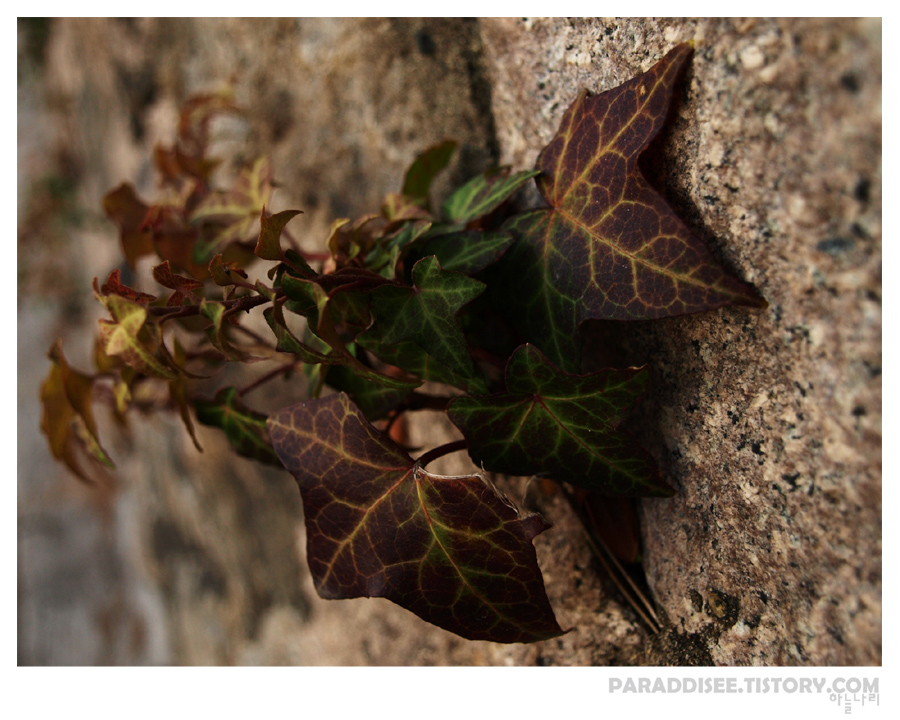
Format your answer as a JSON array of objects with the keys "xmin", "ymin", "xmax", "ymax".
[{"xmin": 18, "ymin": 17, "xmax": 880, "ymax": 665}]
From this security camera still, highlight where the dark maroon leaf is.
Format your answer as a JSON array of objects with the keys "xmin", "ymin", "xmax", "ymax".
[
  {"xmin": 501, "ymin": 43, "xmax": 765, "ymax": 370},
  {"xmin": 267, "ymin": 393, "xmax": 564, "ymax": 643}
]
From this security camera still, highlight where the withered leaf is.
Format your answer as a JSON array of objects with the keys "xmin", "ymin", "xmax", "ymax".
[
  {"xmin": 256, "ymin": 207, "xmax": 302, "ymax": 261},
  {"xmin": 501, "ymin": 44, "xmax": 765, "ymax": 370},
  {"xmin": 267, "ymin": 392, "xmax": 564, "ymax": 642},
  {"xmin": 40, "ymin": 341, "xmax": 115, "ymax": 483}
]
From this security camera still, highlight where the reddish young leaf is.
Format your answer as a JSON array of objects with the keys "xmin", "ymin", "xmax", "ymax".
[
  {"xmin": 501, "ymin": 43, "xmax": 765, "ymax": 369},
  {"xmin": 152, "ymin": 261, "xmax": 204, "ymax": 306},
  {"xmin": 267, "ymin": 393, "xmax": 564, "ymax": 643},
  {"xmin": 96, "ymin": 269, "xmax": 157, "ymax": 305},
  {"xmin": 102, "ymin": 184, "xmax": 155, "ymax": 267}
]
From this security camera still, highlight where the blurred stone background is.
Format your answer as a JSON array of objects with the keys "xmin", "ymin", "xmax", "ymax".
[{"xmin": 18, "ymin": 18, "xmax": 880, "ymax": 665}]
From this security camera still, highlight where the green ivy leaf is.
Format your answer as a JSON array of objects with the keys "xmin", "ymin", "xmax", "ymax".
[
  {"xmin": 324, "ymin": 364, "xmax": 413, "ymax": 421},
  {"xmin": 280, "ymin": 275, "xmax": 420, "ymax": 391},
  {"xmin": 263, "ymin": 302, "xmax": 333, "ymax": 364},
  {"xmin": 267, "ymin": 392, "xmax": 564, "ymax": 643},
  {"xmin": 500, "ymin": 44, "xmax": 765, "ymax": 370},
  {"xmin": 194, "ymin": 387, "xmax": 281, "ymax": 466},
  {"xmin": 359, "ymin": 256, "xmax": 485, "ymax": 380},
  {"xmin": 401, "ymin": 139, "xmax": 457, "ymax": 205},
  {"xmin": 410, "ymin": 230, "xmax": 516, "ymax": 275},
  {"xmin": 440, "ymin": 169, "xmax": 540, "ymax": 225},
  {"xmin": 366, "ymin": 220, "xmax": 432, "ymax": 279},
  {"xmin": 448, "ymin": 344, "xmax": 672, "ymax": 497},
  {"xmin": 359, "ymin": 336, "xmax": 488, "ymax": 395}
]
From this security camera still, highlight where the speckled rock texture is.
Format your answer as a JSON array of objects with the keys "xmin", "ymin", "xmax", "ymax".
[{"xmin": 18, "ymin": 18, "xmax": 880, "ymax": 665}]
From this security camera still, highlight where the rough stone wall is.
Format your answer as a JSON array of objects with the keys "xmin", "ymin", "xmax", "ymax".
[{"xmin": 18, "ymin": 17, "xmax": 880, "ymax": 665}]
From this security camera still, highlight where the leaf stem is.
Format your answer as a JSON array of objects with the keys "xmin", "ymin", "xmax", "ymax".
[
  {"xmin": 153, "ymin": 291, "xmax": 277, "ymax": 324},
  {"xmin": 239, "ymin": 359, "xmax": 301, "ymax": 396},
  {"xmin": 416, "ymin": 439, "xmax": 468, "ymax": 469},
  {"xmin": 405, "ymin": 392, "xmax": 452, "ymax": 412}
]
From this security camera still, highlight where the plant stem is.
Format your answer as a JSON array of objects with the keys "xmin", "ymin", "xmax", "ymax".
[
  {"xmin": 153, "ymin": 292, "xmax": 276, "ymax": 324},
  {"xmin": 405, "ymin": 392, "xmax": 452, "ymax": 412},
  {"xmin": 239, "ymin": 360, "xmax": 300, "ymax": 396},
  {"xmin": 416, "ymin": 439, "xmax": 468, "ymax": 469}
]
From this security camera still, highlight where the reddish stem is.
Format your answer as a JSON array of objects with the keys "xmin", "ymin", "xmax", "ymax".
[
  {"xmin": 239, "ymin": 360, "xmax": 300, "ymax": 396},
  {"xmin": 416, "ymin": 439, "xmax": 468, "ymax": 469}
]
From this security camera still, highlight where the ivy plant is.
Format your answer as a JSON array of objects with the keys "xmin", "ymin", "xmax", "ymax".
[{"xmin": 40, "ymin": 44, "xmax": 764, "ymax": 644}]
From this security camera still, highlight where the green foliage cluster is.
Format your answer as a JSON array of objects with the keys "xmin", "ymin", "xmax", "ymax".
[{"xmin": 40, "ymin": 45, "xmax": 763, "ymax": 642}]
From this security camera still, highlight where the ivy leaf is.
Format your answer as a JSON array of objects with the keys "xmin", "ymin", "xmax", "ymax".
[
  {"xmin": 97, "ymin": 269, "xmax": 157, "ymax": 304},
  {"xmin": 208, "ymin": 253, "xmax": 249, "ymax": 287},
  {"xmin": 359, "ymin": 336, "xmax": 489, "ymax": 395},
  {"xmin": 40, "ymin": 341, "xmax": 115, "ymax": 482},
  {"xmin": 359, "ymin": 256, "xmax": 485, "ymax": 380},
  {"xmin": 402, "ymin": 139, "xmax": 457, "ymax": 205},
  {"xmin": 324, "ymin": 364, "xmax": 413, "ymax": 421},
  {"xmin": 190, "ymin": 156, "xmax": 273, "ymax": 247},
  {"xmin": 255, "ymin": 207, "xmax": 302, "ymax": 261},
  {"xmin": 441, "ymin": 169, "xmax": 540, "ymax": 225},
  {"xmin": 448, "ymin": 344, "xmax": 672, "ymax": 497},
  {"xmin": 267, "ymin": 392, "xmax": 564, "ymax": 643},
  {"xmin": 152, "ymin": 261, "xmax": 203, "ymax": 306},
  {"xmin": 200, "ymin": 299, "xmax": 268, "ymax": 362},
  {"xmin": 195, "ymin": 387, "xmax": 282, "ymax": 466},
  {"xmin": 366, "ymin": 220, "xmax": 432, "ymax": 279},
  {"xmin": 500, "ymin": 43, "xmax": 765, "ymax": 370},
  {"xmin": 280, "ymin": 276, "xmax": 420, "ymax": 391},
  {"xmin": 102, "ymin": 184, "xmax": 155, "ymax": 267},
  {"xmin": 410, "ymin": 230, "xmax": 516, "ymax": 275},
  {"xmin": 382, "ymin": 193, "xmax": 433, "ymax": 225},
  {"xmin": 97, "ymin": 295, "xmax": 178, "ymax": 380}
]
